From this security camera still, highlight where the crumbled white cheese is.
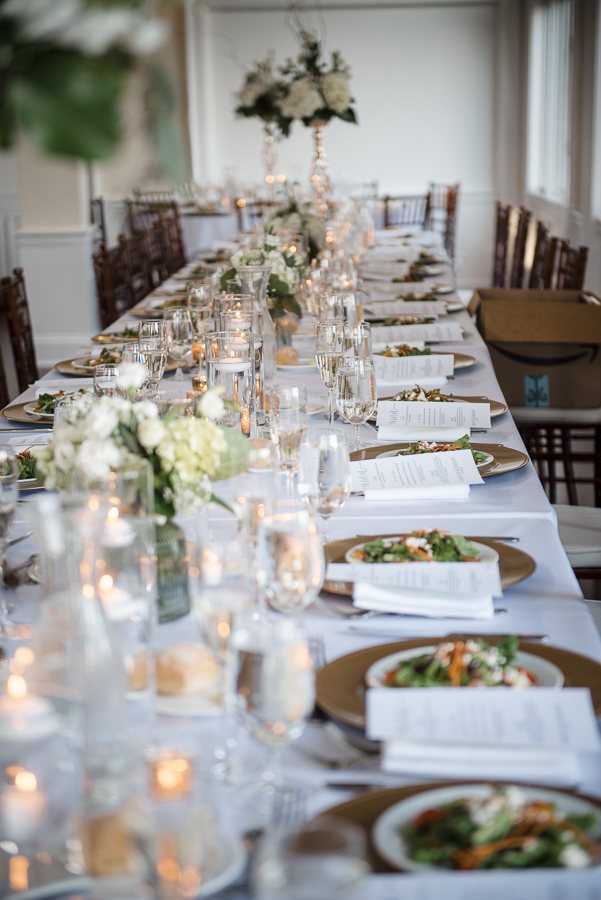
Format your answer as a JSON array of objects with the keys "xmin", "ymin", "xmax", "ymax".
[{"xmin": 559, "ymin": 843, "xmax": 591, "ymax": 868}]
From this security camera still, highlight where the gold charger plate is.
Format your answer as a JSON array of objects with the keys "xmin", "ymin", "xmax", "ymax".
[
  {"xmin": 19, "ymin": 478, "xmax": 43, "ymax": 492},
  {"xmin": 129, "ymin": 300, "xmax": 187, "ymax": 318},
  {"xmin": 91, "ymin": 331, "xmax": 141, "ymax": 344},
  {"xmin": 371, "ymin": 395, "xmax": 507, "ymax": 422},
  {"xmin": 311, "ymin": 780, "xmax": 601, "ymax": 873},
  {"xmin": 54, "ymin": 357, "xmax": 178, "ymax": 376},
  {"xmin": 315, "ymin": 637, "xmax": 601, "ymax": 731},
  {"xmin": 434, "ymin": 351, "xmax": 476, "ymax": 369},
  {"xmin": 1, "ymin": 402, "xmax": 53, "ymax": 427},
  {"xmin": 322, "ymin": 535, "xmax": 535, "ymax": 598},
  {"xmin": 349, "ymin": 442, "xmax": 528, "ymax": 476}
]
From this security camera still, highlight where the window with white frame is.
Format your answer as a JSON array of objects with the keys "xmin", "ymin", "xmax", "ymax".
[{"xmin": 527, "ymin": 0, "xmax": 573, "ymax": 205}]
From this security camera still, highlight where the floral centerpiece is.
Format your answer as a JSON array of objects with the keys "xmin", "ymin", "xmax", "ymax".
[
  {"xmin": 266, "ymin": 194, "xmax": 326, "ymax": 261},
  {"xmin": 33, "ymin": 367, "xmax": 254, "ymax": 621},
  {"xmin": 235, "ymin": 53, "xmax": 293, "ymax": 138},
  {"xmin": 221, "ymin": 239, "xmax": 309, "ymax": 320}
]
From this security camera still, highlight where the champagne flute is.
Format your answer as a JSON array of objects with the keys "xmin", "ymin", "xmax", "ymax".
[
  {"xmin": 268, "ymin": 385, "xmax": 308, "ymax": 493},
  {"xmin": 336, "ymin": 358, "xmax": 377, "ymax": 451},
  {"xmin": 164, "ymin": 308, "xmax": 194, "ymax": 380},
  {"xmin": 137, "ymin": 339, "xmax": 166, "ymax": 392},
  {"xmin": 315, "ymin": 321, "xmax": 345, "ymax": 427},
  {"xmin": 231, "ymin": 614, "xmax": 315, "ymax": 816},
  {"xmin": 0, "ymin": 448, "xmax": 19, "ymax": 638},
  {"xmin": 297, "ymin": 428, "xmax": 351, "ymax": 542},
  {"xmin": 256, "ymin": 500, "xmax": 324, "ymax": 616}
]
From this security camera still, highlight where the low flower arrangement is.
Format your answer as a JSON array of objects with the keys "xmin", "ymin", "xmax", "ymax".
[
  {"xmin": 33, "ymin": 368, "xmax": 253, "ymax": 521},
  {"xmin": 221, "ymin": 240, "xmax": 309, "ymax": 320}
]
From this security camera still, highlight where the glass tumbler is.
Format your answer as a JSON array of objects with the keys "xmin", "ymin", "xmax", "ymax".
[{"xmin": 205, "ymin": 331, "xmax": 255, "ymax": 428}]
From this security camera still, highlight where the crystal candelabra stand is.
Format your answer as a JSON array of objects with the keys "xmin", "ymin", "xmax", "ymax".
[
  {"xmin": 264, "ymin": 122, "xmax": 277, "ymax": 187},
  {"xmin": 310, "ymin": 120, "xmax": 331, "ymax": 218}
]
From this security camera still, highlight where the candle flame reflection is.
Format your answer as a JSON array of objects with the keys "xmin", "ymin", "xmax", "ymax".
[{"xmin": 7, "ymin": 675, "xmax": 27, "ymax": 699}]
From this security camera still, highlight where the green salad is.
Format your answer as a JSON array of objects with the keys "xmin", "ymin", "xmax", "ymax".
[
  {"xmin": 33, "ymin": 388, "xmax": 88, "ymax": 415},
  {"xmin": 396, "ymin": 434, "xmax": 489, "ymax": 465},
  {"xmin": 354, "ymin": 529, "xmax": 481, "ymax": 564},
  {"xmin": 383, "ymin": 316, "xmax": 432, "ymax": 326},
  {"xmin": 402, "ymin": 785, "xmax": 599, "ymax": 869},
  {"xmin": 392, "ymin": 387, "xmax": 452, "ymax": 402},
  {"xmin": 379, "ymin": 345, "xmax": 432, "ymax": 358},
  {"xmin": 396, "ymin": 292, "xmax": 435, "ymax": 302},
  {"xmin": 16, "ymin": 450, "xmax": 36, "ymax": 480}
]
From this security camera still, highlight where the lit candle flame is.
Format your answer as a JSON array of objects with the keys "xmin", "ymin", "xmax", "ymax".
[
  {"xmin": 15, "ymin": 771, "xmax": 37, "ymax": 792},
  {"xmin": 7, "ymin": 675, "xmax": 27, "ymax": 700}
]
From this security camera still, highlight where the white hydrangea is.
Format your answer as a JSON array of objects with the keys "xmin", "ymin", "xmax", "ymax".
[
  {"xmin": 238, "ymin": 72, "xmax": 275, "ymax": 108},
  {"xmin": 117, "ymin": 361, "xmax": 146, "ymax": 393},
  {"xmin": 198, "ymin": 387, "xmax": 225, "ymax": 421},
  {"xmin": 138, "ymin": 417, "xmax": 167, "ymax": 450},
  {"xmin": 278, "ymin": 78, "xmax": 322, "ymax": 120},
  {"xmin": 76, "ymin": 438, "xmax": 121, "ymax": 482},
  {"xmin": 322, "ymin": 71, "xmax": 351, "ymax": 113}
]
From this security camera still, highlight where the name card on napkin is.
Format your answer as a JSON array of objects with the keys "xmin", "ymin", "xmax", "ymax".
[
  {"xmin": 373, "ymin": 354, "xmax": 454, "ymax": 384},
  {"xmin": 326, "ymin": 560, "xmax": 502, "ymax": 597},
  {"xmin": 367, "ymin": 300, "xmax": 448, "ymax": 317},
  {"xmin": 377, "ymin": 400, "xmax": 491, "ymax": 430},
  {"xmin": 6, "ymin": 433, "xmax": 52, "ymax": 447},
  {"xmin": 366, "ymin": 687, "xmax": 601, "ymax": 747},
  {"xmin": 351, "ymin": 448, "xmax": 484, "ymax": 500},
  {"xmin": 371, "ymin": 322, "xmax": 464, "ymax": 343}
]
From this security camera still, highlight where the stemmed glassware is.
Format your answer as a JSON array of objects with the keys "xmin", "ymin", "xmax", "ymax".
[
  {"xmin": 0, "ymin": 448, "xmax": 20, "ymax": 638},
  {"xmin": 164, "ymin": 308, "xmax": 195, "ymax": 380},
  {"xmin": 232, "ymin": 445, "xmax": 280, "ymax": 554},
  {"xmin": 336, "ymin": 358, "xmax": 377, "ymax": 451},
  {"xmin": 317, "ymin": 292, "xmax": 344, "ymax": 321},
  {"xmin": 315, "ymin": 320, "xmax": 345, "ymax": 426},
  {"xmin": 231, "ymin": 614, "xmax": 315, "ymax": 816},
  {"xmin": 138, "ymin": 319, "xmax": 167, "ymax": 346},
  {"xmin": 93, "ymin": 365, "xmax": 120, "ymax": 397},
  {"xmin": 297, "ymin": 428, "xmax": 351, "ymax": 542},
  {"xmin": 268, "ymin": 384, "xmax": 308, "ymax": 493},
  {"xmin": 137, "ymin": 340, "xmax": 167, "ymax": 393},
  {"xmin": 187, "ymin": 281, "xmax": 213, "ymax": 306},
  {"xmin": 188, "ymin": 305, "xmax": 215, "ymax": 371},
  {"xmin": 256, "ymin": 499, "xmax": 324, "ymax": 616},
  {"xmin": 344, "ymin": 321, "xmax": 372, "ymax": 359}
]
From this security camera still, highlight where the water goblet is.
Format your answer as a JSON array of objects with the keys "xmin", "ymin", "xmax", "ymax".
[
  {"xmin": 297, "ymin": 428, "xmax": 351, "ymax": 543},
  {"xmin": 137, "ymin": 339, "xmax": 167, "ymax": 392},
  {"xmin": 315, "ymin": 321, "xmax": 345, "ymax": 426},
  {"xmin": 336, "ymin": 358, "xmax": 376, "ymax": 451},
  {"xmin": 164, "ymin": 308, "xmax": 195, "ymax": 380},
  {"xmin": 138, "ymin": 319, "xmax": 167, "ymax": 347},
  {"xmin": 268, "ymin": 385, "xmax": 308, "ymax": 494},
  {"xmin": 343, "ymin": 321, "xmax": 372, "ymax": 359},
  {"xmin": 187, "ymin": 281, "xmax": 213, "ymax": 306}
]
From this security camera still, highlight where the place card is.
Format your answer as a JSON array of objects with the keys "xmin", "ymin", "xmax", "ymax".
[
  {"xmin": 326, "ymin": 560, "xmax": 502, "ymax": 597},
  {"xmin": 351, "ymin": 448, "xmax": 484, "ymax": 500},
  {"xmin": 373, "ymin": 354, "xmax": 454, "ymax": 384},
  {"xmin": 6, "ymin": 433, "xmax": 52, "ymax": 447},
  {"xmin": 371, "ymin": 322, "xmax": 464, "ymax": 343},
  {"xmin": 366, "ymin": 300, "xmax": 448, "ymax": 317},
  {"xmin": 376, "ymin": 400, "xmax": 490, "ymax": 430}
]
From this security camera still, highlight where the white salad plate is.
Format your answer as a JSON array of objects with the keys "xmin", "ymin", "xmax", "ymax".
[
  {"xmin": 344, "ymin": 538, "xmax": 499, "ymax": 567},
  {"xmin": 196, "ymin": 831, "xmax": 247, "ymax": 897},
  {"xmin": 364, "ymin": 646, "xmax": 564, "ymax": 690},
  {"xmin": 431, "ymin": 283, "xmax": 455, "ymax": 294},
  {"xmin": 423, "ymin": 265, "xmax": 444, "ymax": 276},
  {"xmin": 308, "ymin": 402, "xmax": 326, "ymax": 415},
  {"xmin": 445, "ymin": 301, "xmax": 465, "ymax": 312},
  {"xmin": 372, "ymin": 784, "xmax": 599, "ymax": 872},
  {"xmin": 23, "ymin": 402, "xmax": 54, "ymax": 420},
  {"xmin": 375, "ymin": 447, "xmax": 495, "ymax": 468}
]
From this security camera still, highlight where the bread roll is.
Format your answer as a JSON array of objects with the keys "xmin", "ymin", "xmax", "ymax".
[
  {"xmin": 156, "ymin": 643, "xmax": 220, "ymax": 695},
  {"xmin": 276, "ymin": 346, "xmax": 299, "ymax": 366}
]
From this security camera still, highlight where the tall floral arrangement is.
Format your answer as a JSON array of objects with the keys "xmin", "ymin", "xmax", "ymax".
[
  {"xmin": 33, "ymin": 375, "xmax": 253, "ymax": 520},
  {"xmin": 235, "ymin": 53, "xmax": 293, "ymax": 137},
  {"xmin": 221, "ymin": 239, "xmax": 309, "ymax": 320},
  {"xmin": 266, "ymin": 193, "xmax": 327, "ymax": 261},
  {"xmin": 277, "ymin": 31, "xmax": 357, "ymax": 127}
]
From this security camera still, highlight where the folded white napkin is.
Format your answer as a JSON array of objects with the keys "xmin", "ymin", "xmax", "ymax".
[
  {"xmin": 361, "ymin": 484, "xmax": 471, "ymax": 501},
  {"xmin": 381, "ymin": 741, "xmax": 580, "ymax": 787},
  {"xmin": 377, "ymin": 425, "xmax": 469, "ymax": 442},
  {"xmin": 353, "ymin": 582, "xmax": 492, "ymax": 618}
]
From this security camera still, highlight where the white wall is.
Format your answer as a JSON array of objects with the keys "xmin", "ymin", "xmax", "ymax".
[{"xmin": 189, "ymin": 1, "xmax": 503, "ymax": 286}]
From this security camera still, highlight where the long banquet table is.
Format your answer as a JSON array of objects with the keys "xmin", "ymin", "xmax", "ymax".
[{"xmin": 3, "ymin": 230, "xmax": 601, "ymax": 898}]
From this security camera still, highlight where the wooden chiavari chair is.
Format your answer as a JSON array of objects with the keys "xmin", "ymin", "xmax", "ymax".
[
  {"xmin": 383, "ymin": 195, "xmax": 429, "ymax": 229},
  {"xmin": 556, "ymin": 240, "xmax": 589, "ymax": 290},
  {"xmin": 425, "ymin": 183, "xmax": 459, "ymax": 258},
  {"xmin": 146, "ymin": 221, "xmax": 172, "ymax": 285},
  {"xmin": 90, "ymin": 197, "xmax": 107, "ymax": 249},
  {"xmin": 508, "ymin": 206, "xmax": 531, "ymax": 288},
  {"xmin": 492, "ymin": 202, "xmax": 510, "ymax": 287},
  {"xmin": 528, "ymin": 221, "xmax": 550, "ymax": 289},
  {"xmin": 0, "ymin": 268, "xmax": 39, "ymax": 393},
  {"xmin": 118, "ymin": 232, "xmax": 152, "ymax": 305},
  {"xmin": 542, "ymin": 236, "xmax": 558, "ymax": 288},
  {"xmin": 443, "ymin": 184, "xmax": 459, "ymax": 259},
  {"xmin": 93, "ymin": 243, "xmax": 132, "ymax": 330},
  {"xmin": 0, "ymin": 343, "xmax": 11, "ymax": 409}
]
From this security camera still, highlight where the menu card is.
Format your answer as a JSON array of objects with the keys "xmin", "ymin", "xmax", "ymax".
[
  {"xmin": 366, "ymin": 688, "xmax": 601, "ymax": 786},
  {"xmin": 371, "ymin": 322, "xmax": 464, "ymax": 343},
  {"xmin": 373, "ymin": 354, "xmax": 454, "ymax": 384},
  {"xmin": 326, "ymin": 560, "xmax": 502, "ymax": 597},
  {"xmin": 366, "ymin": 300, "xmax": 448, "ymax": 317},
  {"xmin": 351, "ymin": 448, "xmax": 483, "ymax": 500},
  {"xmin": 376, "ymin": 399, "xmax": 489, "ymax": 441}
]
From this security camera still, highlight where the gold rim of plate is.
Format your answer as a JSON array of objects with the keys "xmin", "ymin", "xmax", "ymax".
[
  {"xmin": 315, "ymin": 637, "xmax": 601, "ymax": 732},
  {"xmin": 91, "ymin": 332, "xmax": 140, "ymax": 343},
  {"xmin": 54, "ymin": 357, "xmax": 179, "ymax": 376},
  {"xmin": 1, "ymin": 402, "xmax": 54, "ymax": 426},
  {"xmin": 322, "ymin": 534, "xmax": 535, "ymax": 598}
]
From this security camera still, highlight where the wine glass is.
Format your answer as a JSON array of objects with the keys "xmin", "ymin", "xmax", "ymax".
[
  {"xmin": 187, "ymin": 282, "xmax": 213, "ymax": 306},
  {"xmin": 0, "ymin": 448, "xmax": 19, "ymax": 638},
  {"xmin": 256, "ymin": 500, "xmax": 324, "ymax": 616},
  {"xmin": 138, "ymin": 319, "xmax": 167, "ymax": 347},
  {"xmin": 297, "ymin": 428, "xmax": 351, "ymax": 542},
  {"xmin": 164, "ymin": 308, "xmax": 194, "ymax": 380},
  {"xmin": 232, "ymin": 446, "xmax": 280, "ymax": 552},
  {"xmin": 231, "ymin": 614, "xmax": 315, "ymax": 817},
  {"xmin": 343, "ymin": 322, "xmax": 372, "ymax": 359},
  {"xmin": 336, "ymin": 358, "xmax": 376, "ymax": 451},
  {"xmin": 188, "ymin": 305, "xmax": 215, "ymax": 370},
  {"xmin": 268, "ymin": 385, "xmax": 308, "ymax": 494},
  {"xmin": 137, "ymin": 340, "xmax": 167, "ymax": 393},
  {"xmin": 317, "ymin": 292, "xmax": 344, "ymax": 321},
  {"xmin": 315, "ymin": 321, "xmax": 345, "ymax": 426}
]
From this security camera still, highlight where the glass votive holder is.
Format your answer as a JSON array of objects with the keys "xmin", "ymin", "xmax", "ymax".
[
  {"xmin": 93, "ymin": 364, "xmax": 121, "ymax": 397},
  {"xmin": 146, "ymin": 748, "xmax": 194, "ymax": 803},
  {"xmin": 205, "ymin": 332, "xmax": 255, "ymax": 428},
  {"xmin": 191, "ymin": 375, "xmax": 207, "ymax": 393}
]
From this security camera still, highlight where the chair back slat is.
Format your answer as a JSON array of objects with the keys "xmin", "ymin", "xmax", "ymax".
[
  {"xmin": 0, "ymin": 268, "xmax": 39, "ymax": 394},
  {"xmin": 93, "ymin": 243, "xmax": 132, "ymax": 330},
  {"xmin": 492, "ymin": 202, "xmax": 510, "ymax": 287},
  {"xmin": 528, "ymin": 221, "xmax": 549, "ymax": 289},
  {"xmin": 542, "ymin": 235, "xmax": 558, "ymax": 288},
  {"xmin": 509, "ymin": 206, "xmax": 531, "ymax": 288},
  {"xmin": 574, "ymin": 246, "xmax": 589, "ymax": 290},
  {"xmin": 383, "ymin": 195, "xmax": 429, "ymax": 229}
]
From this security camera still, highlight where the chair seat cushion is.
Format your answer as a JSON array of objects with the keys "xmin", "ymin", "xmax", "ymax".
[{"xmin": 554, "ymin": 504, "xmax": 601, "ymax": 568}]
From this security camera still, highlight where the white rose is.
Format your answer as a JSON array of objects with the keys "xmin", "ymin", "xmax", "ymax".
[
  {"xmin": 138, "ymin": 417, "xmax": 167, "ymax": 450},
  {"xmin": 76, "ymin": 439, "xmax": 121, "ymax": 482},
  {"xmin": 322, "ymin": 71, "xmax": 351, "ymax": 113},
  {"xmin": 87, "ymin": 403, "xmax": 118, "ymax": 440},
  {"xmin": 278, "ymin": 78, "xmax": 322, "ymax": 120},
  {"xmin": 134, "ymin": 399, "xmax": 159, "ymax": 421},
  {"xmin": 198, "ymin": 388, "xmax": 225, "ymax": 421},
  {"xmin": 53, "ymin": 442, "xmax": 76, "ymax": 471},
  {"xmin": 117, "ymin": 361, "xmax": 146, "ymax": 392}
]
